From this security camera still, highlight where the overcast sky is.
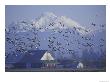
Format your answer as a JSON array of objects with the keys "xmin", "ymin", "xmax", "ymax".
[{"xmin": 5, "ymin": 5, "xmax": 106, "ymax": 27}]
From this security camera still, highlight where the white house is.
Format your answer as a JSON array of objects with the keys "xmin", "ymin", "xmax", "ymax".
[{"xmin": 77, "ymin": 62, "xmax": 84, "ymax": 69}]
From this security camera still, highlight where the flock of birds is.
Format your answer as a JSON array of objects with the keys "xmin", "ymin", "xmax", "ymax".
[{"xmin": 5, "ymin": 15, "xmax": 105, "ymax": 58}]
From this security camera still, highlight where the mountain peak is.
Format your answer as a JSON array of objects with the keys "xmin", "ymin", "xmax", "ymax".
[
  {"xmin": 7, "ymin": 12, "xmax": 89, "ymax": 35},
  {"xmin": 42, "ymin": 12, "xmax": 57, "ymax": 18}
]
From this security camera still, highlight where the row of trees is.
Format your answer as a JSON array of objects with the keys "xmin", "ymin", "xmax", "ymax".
[{"xmin": 81, "ymin": 48, "xmax": 106, "ymax": 69}]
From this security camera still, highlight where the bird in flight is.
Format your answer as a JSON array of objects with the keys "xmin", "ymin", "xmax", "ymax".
[{"xmin": 91, "ymin": 23, "xmax": 96, "ymax": 26}]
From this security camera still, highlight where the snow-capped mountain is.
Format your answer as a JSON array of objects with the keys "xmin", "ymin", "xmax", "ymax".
[
  {"xmin": 6, "ymin": 12, "xmax": 88, "ymax": 34},
  {"xmin": 5, "ymin": 12, "xmax": 106, "ymax": 60}
]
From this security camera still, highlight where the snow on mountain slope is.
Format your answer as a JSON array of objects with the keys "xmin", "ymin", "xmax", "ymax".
[{"xmin": 33, "ymin": 12, "xmax": 88, "ymax": 35}]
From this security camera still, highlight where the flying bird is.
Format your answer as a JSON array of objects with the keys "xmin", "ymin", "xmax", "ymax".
[
  {"xmin": 100, "ymin": 24, "xmax": 105, "ymax": 27},
  {"xmin": 100, "ymin": 38, "xmax": 105, "ymax": 41},
  {"xmin": 91, "ymin": 23, "xmax": 96, "ymax": 26},
  {"xmin": 21, "ymin": 21, "xmax": 27, "ymax": 24}
]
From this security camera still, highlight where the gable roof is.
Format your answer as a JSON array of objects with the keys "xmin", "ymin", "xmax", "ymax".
[
  {"xmin": 41, "ymin": 51, "xmax": 54, "ymax": 60},
  {"xmin": 5, "ymin": 50, "xmax": 47, "ymax": 64},
  {"xmin": 17, "ymin": 50, "xmax": 46, "ymax": 63}
]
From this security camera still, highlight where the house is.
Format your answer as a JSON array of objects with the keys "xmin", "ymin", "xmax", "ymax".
[{"xmin": 5, "ymin": 50, "xmax": 57, "ymax": 69}]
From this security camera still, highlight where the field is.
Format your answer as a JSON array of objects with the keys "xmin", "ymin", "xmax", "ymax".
[{"xmin": 5, "ymin": 68, "xmax": 106, "ymax": 72}]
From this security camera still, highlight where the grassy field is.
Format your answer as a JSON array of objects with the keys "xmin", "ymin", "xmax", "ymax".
[{"xmin": 5, "ymin": 68, "xmax": 106, "ymax": 72}]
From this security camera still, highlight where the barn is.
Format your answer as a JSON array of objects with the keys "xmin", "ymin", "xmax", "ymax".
[{"xmin": 5, "ymin": 50, "xmax": 57, "ymax": 69}]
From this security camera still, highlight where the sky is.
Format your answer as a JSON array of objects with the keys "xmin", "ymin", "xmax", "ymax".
[{"xmin": 5, "ymin": 5, "xmax": 106, "ymax": 27}]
